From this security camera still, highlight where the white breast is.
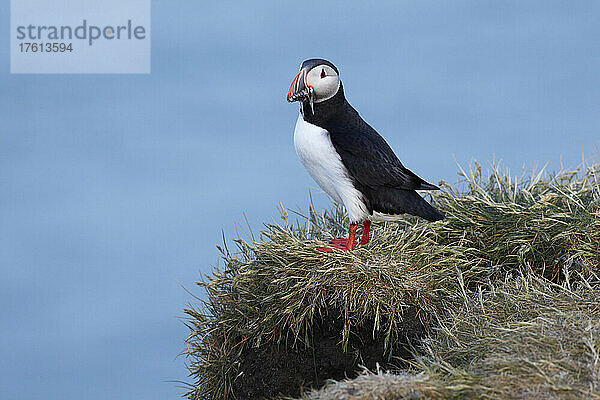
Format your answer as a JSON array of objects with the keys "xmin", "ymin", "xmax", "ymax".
[{"xmin": 293, "ymin": 114, "xmax": 370, "ymax": 223}]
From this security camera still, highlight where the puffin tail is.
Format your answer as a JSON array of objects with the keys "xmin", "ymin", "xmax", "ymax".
[
  {"xmin": 403, "ymin": 190, "xmax": 445, "ymax": 221},
  {"xmin": 417, "ymin": 181, "xmax": 440, "ymax": 191},
  {"xmin": 369, "ymin": 188, "xmax": 446, "ymax": 222},
  {"xmin": 419, "ymin": 199, "xmax": 445, "ymax": 221}
]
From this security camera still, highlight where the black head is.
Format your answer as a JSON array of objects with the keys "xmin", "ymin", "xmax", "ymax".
[
  {"xmin": 299, "ymin": 58, "xmax": 339, "ymax": 74},
  {"xmin": 286, "ymin": 58, "xmax": 342, "ymax": 108}
]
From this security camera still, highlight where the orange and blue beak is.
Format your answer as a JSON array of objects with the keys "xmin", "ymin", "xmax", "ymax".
[{"xmin": 287, "ymin": 68, "xmax": 311, "ymax": 103}]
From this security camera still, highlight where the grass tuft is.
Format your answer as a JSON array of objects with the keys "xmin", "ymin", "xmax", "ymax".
[
  {"xmin": 300, "ymin": 273, "xmax": 600, "ymax": 400},
  {"xmin": 183, "ymin": 161, "xmax": 600, "ymax": 399}
]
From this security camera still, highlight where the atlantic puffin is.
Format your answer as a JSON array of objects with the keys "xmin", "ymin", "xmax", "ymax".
[{"xmin": 286, "ymin": 58, "xmax": 445, "ymax": 251}]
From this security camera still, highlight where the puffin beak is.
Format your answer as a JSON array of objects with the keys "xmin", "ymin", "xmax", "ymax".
[{"xmin": 286, "ymin": 68, "xmax": 312, "ymax": 104}]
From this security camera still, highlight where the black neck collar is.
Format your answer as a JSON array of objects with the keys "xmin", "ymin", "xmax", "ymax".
[{"xmin": 301, "ymin": 83, "xmax": 349, "ymax": 128}]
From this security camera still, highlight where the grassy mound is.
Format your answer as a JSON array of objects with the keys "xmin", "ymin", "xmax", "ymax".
[
  {"xmin": 301, "ymin": 274, "xmax": 600, "ymax": 400},
  {"xmin": 183, "ymin": 162, "xmax": 600, "ymax": 399}
]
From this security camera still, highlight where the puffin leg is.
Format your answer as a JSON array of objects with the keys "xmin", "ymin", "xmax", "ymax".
[
  {"xmin": 319, "ymin": 224, "xmax": 357, "ymax": 252},
  {"xmin": 332, "ymin": 221, "xmax": 370, "ymax": 246},
  {"xmin": 358, "ymin": 221, "xmax": 371, "ymax": 246},
  {"xmin": 345, "ymin": 224, "xmax": 357, "ymax": 250}
]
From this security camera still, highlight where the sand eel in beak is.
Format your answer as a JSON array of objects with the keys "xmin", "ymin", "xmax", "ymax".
[{"xmin": 287, "ymin": 58, "xmax": 445, "ymax": 252}]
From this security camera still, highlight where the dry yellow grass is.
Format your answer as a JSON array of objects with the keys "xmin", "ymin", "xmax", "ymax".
[
  {"xmin": 183, "ymin": 161, "xmax": 600, "ymax": 399},
  {"xmin": 300, "ymin": 274, "xmax": 600, "ymax": 400}
]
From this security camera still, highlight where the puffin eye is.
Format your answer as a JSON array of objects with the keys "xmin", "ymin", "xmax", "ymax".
[{"xmin": 320, "ymin": 68, "xmax": 326, "ymax": 78}]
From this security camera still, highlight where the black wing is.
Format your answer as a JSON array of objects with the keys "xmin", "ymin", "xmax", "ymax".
[{"xmin": 328, "ymin": 116, "xmax": 439, "ymax": 191}]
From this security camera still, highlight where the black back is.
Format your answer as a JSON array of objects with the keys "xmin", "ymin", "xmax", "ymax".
[{"xmin": 301, "ymin": 84, "xmax": 445, "ymax": 221}]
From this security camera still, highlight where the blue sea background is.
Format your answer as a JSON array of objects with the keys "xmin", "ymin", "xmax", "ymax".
[{"xmin": 1, "ymin": 1, "xmax": 599, "ymax": 399}]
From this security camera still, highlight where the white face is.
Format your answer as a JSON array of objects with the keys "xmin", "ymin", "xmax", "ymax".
[{"xmin": 305, "ymin": 65, "xmax": 340, "ymax": 103}]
